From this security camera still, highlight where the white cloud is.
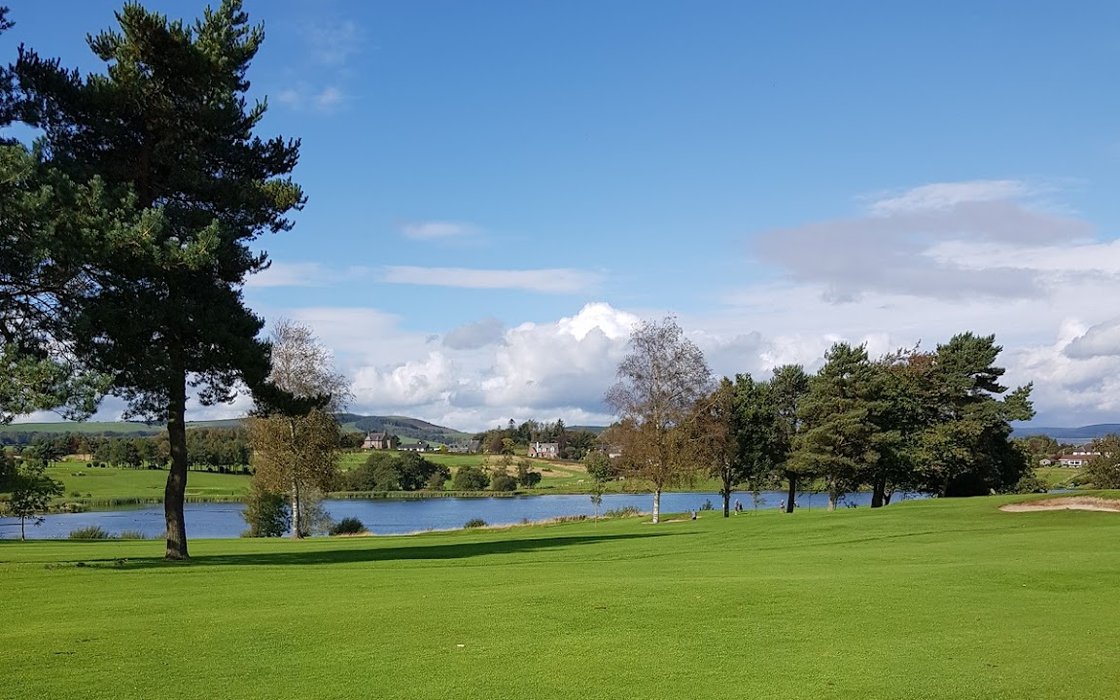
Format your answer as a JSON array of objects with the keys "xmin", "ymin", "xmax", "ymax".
[
  {"xmin": 867, "ymin": 179, "xmax": 1033, "ymax": 216},
  {"xmin": 399, "ymin": 221, "xmax": 476, "ymax": 240},
  {"xmin": 313, "ymin": 86, "xmax": 344, "ymax": 110},
  {"xmin": 383, "ymin": 266, "xmax": 602, "ymax": 294},
  {"xmin": 753, "ymin": 179, "xmax": 1096, "ymax": 302},
  {"xmin": 1064, "ymin": 317, "xmax": 1120, "ymax": 359},
  {"xmin": 244, "ymin": 261, "xmax": 327, "ymax": 288},
  {"xmin": 245, "ymin": 302, "xmax": 639, "ymax": 431},
  {"xmin": 305, "ymin": 20, "xmax": 364, "ymax": 67},
  {"xmin": 273, "ymin": 84, "xmax": 345, "ymax": 113},
  {"xmin": 443, "ymin": 317, "xmax": 505, "ymax": 350}
]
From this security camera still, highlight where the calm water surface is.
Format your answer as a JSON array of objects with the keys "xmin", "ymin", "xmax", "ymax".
[{"xmin": 0, "ymin": 490, "xmax": 924, "ymax": 540}]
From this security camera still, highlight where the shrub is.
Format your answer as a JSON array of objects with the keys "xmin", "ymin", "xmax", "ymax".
[
  {"xmin": 452, "ymin": 465, "xmax": 489, "ymax": 491},
  {"xmin": 516, "ymin": 462, "xmax": 542, "ymax": 488},
  {"xmin": 297, "ymin": 496, "xmax": 334, "ymax": 537},
  {"xmin": 117, "ymin": 529, "xmax": 148, "ymax": 540},
  {"xmin": 604, "ymin": 505, "xmax": 642, "ymax": 518},
  {"xmin": 241, "ymin": 482, "xmax": 290, "ymax": 537},
  {"xmin": 464, "ymin": 518, "xmax": 488, "ymax": 528},
  {"xmin": 700, "ymin": 499, "xmax": 715, "ymax": 511},
  {"xmin": 490, "ymin": 471, "xmax": 518, "ymax": 492},
  {"xmin": 69, "ymin": 525, "xmax": 111, "ymax": 540},
  {"xmin": 1011, "ymin": 473, "xmax": 1047, "ymax": 494},
  {"xmin": 329, "ymin": 517, "xmax": 367, "ymax": 536},
  {"xmin": 425, "ymin": 470, "xmax": 447, "ymax": 490}
]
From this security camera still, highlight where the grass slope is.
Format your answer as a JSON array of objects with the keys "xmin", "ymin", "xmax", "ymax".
[
  {"xmin": 45, "ymin": 463, "xmax": 250, "ymax": 503},
  {"xmin": 2, "ymin": 495, "xmax": 1119, "ymax": 699}
]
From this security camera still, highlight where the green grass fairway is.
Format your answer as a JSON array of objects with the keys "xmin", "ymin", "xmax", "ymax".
[{"xmin": 3, "ymin": 495, "xmax": 1118, "ymax": 699}]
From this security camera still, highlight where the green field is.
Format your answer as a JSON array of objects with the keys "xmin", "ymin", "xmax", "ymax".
[
  {"xmin": 1036, "ymin": 466, "xmax": 1084, "ymax": 488},
  {"xmin": 45, "ymin": 462, "xmax": 250, "ymax": 504},
  {"xmin": 2, "ymin": 494, "xmax": 1118, "ymax": 699}
]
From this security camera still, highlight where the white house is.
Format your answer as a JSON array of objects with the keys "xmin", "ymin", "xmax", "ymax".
[{"xmin": 528, "ymin": 442, "xmax": 560, "ymax": 459}]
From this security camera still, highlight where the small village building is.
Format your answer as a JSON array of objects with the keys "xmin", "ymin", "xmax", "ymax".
[
  {"xmin": 528, "ymin": 441, "xmax": 560, "ymax": 459},
  {"xmin": 361, "ymin": 432, "xmax": 398, "ymax": 450},
  {"xmin": 1057, "ymin": 451, "xmax": 1099, "ymax": 468},
  {"xmin": 449, "ymin": 440, "xmax": 481, "ymax": 454}
]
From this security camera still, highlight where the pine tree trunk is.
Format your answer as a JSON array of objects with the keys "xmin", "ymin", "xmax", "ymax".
[
  {"xmin": 652, "ymin": 488, "xmax": 661, "ymax": 523},
  {"xmin": 20, "ymin": 516, "xmax": 25, "ymax": 541},
  {"xmin": 827, "ymin": 493, "xmax": 837, "ymax": 512},
  {"xmin": 785, "ymin": 474, "xmax": 797, "ymax": 513},
  {"xmin": 164, "ymin": 369, "xmax": 189, "ymax": 560},
  {"xmin": 871, "ymin": 474, "xmax": 887, "ymax": 508},
  {"xmin": 722, "ymin": 487, "xmax": 731, "ymax": 518}
]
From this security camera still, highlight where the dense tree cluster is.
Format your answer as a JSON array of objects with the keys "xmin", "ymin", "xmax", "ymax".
[
  {"xmin": 1085, "ymin": 435, "xmax": 1120, "ymax": 489},
  {"xmin": 0, "ymin": 428, "xmax": 251, "ymax": 471},
  {"xmin": 689, "ymin": 334, "xmax": 1035, "ymax": 515},
  {"xmin": 604, "ymin": 319, "xmax": 1037, "ymax": 519},
  {"xmin": 475, "ymin": 419, "xmax": 599, "ymax": 460},
  {"xmin": 337, "ymin": 452, "xmax": 450, "ymax": 492}
]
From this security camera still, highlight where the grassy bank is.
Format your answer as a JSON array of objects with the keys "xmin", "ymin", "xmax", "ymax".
[
  {"xmin": 43, "ymin": 463, "xmax": 252, "ymax": 505},
  {"xmin": 2, "ymin": 494, "xmax": 1119, "ymax": 699}
]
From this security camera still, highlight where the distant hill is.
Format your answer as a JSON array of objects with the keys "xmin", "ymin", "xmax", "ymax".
[
  {"xmin": 336, "ymin": 414, "xmax": 472, "ymax": 445},
  {"xmin": 568, "ymin": 425, "xmax": 608, "ymax": 435},
  {"xmin": 0, "ymin": 414, "xmax": 472, "ymax": 446},
  {"xmin": 1013, "ymin": 424, "xmax": 1120, "ymax": 441}
]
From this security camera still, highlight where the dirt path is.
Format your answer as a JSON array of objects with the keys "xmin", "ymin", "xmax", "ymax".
[{"xmin": 1000, "ymin": 496, "xmax": 1120, "ymax": 513}]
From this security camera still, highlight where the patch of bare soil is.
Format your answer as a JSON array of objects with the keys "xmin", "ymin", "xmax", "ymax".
[{"xmin": 1000, "ymin": 496, "xmax": 1120, "ymax": 513}]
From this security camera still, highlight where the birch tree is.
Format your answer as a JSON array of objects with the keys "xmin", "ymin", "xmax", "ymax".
[
  {"xmin": 606, "ymin": 317, "xmax": 712, "ymax": 523},
  {"xmin": 248, "ymin": 320, "xmax": 349, "ymax": 538}
]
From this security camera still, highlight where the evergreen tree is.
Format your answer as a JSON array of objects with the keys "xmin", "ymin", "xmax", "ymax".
[
  {"xmin": 13, "ymin": 1, "xmax": 305, "ymax": 558},
  {"xmin": 769, "ymin": 364, "xmax": 810, "ymax": 512},
  {"xmin": 791, "ymin": 344, "xmax": 884, "ymax": 511},
  {"xmin": 916, "ymin": 333, "xmax": 1034, "ymax": 496}
]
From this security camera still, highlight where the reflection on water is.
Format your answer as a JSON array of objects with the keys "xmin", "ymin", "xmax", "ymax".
[{"xmin": 0, "ymin": 490, "xmax": 924, "ymax": 540}]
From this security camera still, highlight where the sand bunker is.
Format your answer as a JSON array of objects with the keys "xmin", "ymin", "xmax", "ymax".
[{"xmin": 1000, "ymin": 496, "xmax": 1120, "ymax": 513}]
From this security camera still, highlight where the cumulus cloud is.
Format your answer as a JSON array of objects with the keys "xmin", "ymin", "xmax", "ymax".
[
  {"xmin": 1064, "ymin": 317, "xmax": 1120, "ymax": 359},
  {"xmin": 266, "ymin": 302, "xmax": 639, "ymax": 431},
  {"xmin": 443, "ymin": 317, "xmax": 505, "ymax": 350},
  {"xmin": 383, "ymin": 266, "xmax": 602, "ymax": 294},
  {"xmin": 754, "ymin": 179, "xmax": 1095, "ymax": 302}
]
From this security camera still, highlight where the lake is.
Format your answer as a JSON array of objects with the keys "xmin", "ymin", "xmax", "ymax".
[{"xmin": 0, "ymin": 490, "xmax": 925, "ymax": 540}]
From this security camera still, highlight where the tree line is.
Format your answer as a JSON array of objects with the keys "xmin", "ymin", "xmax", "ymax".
[
  {"xmin": 605, "ymin": 317, "xmax": 1035, "ymax": 520},
  {"xmin": 475, "ymin": 419, "xmax": 599, "ymax": 460}
]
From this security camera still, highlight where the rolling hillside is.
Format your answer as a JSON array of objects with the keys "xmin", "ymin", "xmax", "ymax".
[
  {"xmin": 1013, "ymin": 424, "xmax": 1120, "ymax": 441},
  {"xmin": 0, "ymin": 414, "xmax": 472, "ymax": 445}
]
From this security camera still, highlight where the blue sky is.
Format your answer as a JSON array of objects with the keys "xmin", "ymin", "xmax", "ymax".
[{"xmin": 6, "ymin": 1, "xmax": 1120, "ymax": 429}]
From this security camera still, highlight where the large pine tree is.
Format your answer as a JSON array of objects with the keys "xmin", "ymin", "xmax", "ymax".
[{"xmin": 13, "ymin": 0, "xmax": 304, "ymax": 559}]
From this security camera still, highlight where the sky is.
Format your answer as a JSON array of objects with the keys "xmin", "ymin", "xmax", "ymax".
[{"xmin": 5, "ymin": 0, "xmax": 1120, "ymax": 431}]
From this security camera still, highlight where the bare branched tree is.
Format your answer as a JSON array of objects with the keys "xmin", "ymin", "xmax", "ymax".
[
  {"xmin": 605, "ymin": 316, "xmax": 712, "ymax": 523},
  {"xmin": 248, "ymin": 319, "xmax": 351, "ymax": 538}
]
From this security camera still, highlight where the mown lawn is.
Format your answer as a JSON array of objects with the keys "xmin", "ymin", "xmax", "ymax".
[{"xmin": 2, "ymin": 494, "xmax": 1118, "ymax": 699}]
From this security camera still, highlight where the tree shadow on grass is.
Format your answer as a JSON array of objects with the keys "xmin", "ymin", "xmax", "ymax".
[{"xmin": 89, "ymin": 531, "xmax": 678, "ymax": 570}]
